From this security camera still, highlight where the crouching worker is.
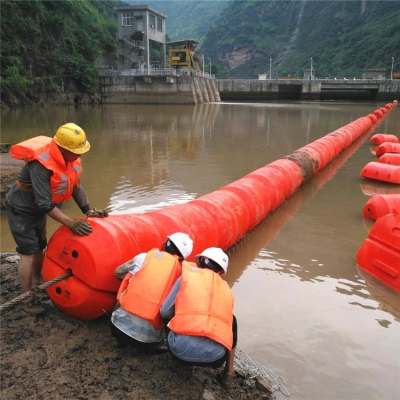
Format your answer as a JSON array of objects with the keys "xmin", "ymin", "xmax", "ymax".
[
  {"xmin": 110, "ymin": 233, "xmax": 194, "ymax": 349},
  {"xmin": 160, "ymin": 247, "xmax": 237, "ymax": 380}
]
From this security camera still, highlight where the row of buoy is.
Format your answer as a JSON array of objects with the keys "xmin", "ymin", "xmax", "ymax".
[
  {"xmin": 43, "ymin": 103, "xmax": 392, "ymax": 319},
  {"xmin": 360, "ymin": 103, "xmax": 400, "ymax": 184},
  {"xmin": 357, "ymin": 100, "xmax": 400, "ymax": 293}
]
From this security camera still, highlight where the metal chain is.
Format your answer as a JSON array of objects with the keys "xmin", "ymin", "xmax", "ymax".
[{"xmin": 0, "ymin": 271, "xmax": 72, "ymax": 313}]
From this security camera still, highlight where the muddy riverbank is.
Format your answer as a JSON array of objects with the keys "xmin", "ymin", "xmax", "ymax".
[{"xmin": 0, "ymin": 254, "xmax": 273, "ymax": 400}]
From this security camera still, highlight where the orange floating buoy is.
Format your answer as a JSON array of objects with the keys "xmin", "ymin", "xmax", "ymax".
[
  {"xmin": 379, "ymin": 153, "xmax": 400, "ymax": 166},
  {"xmin": 357, "ymin": 214, "xmax": 400, "ymax": 292},
  {"xmin": 40, "ymin": 113, "xmax": 380, "ymax": 320},
  {"xmin": 366, "ymin": 113, "xmax": 377, "ymax": 124},
  {"xmin": 362, "ymin": 194, "xmax": 400, "ymax": 220},
  {"xmin": 376, "ymin": 142, "xmax": 400, "ymax": 156},
  {"xmin": 43, "ymin": 214, "xmax": 169, "ymax": 320},
  {"xmin": 360, "ymin": 162, "xmax": 400, "ymax": 184},
  {"xmin": 374, "ymin": 109, "xmax": 383, "ymax": 118},
  {"xmin": 394, "ymin": 100, "xmax": 398, "ymax": 104},
  {"xmin": 370, "ymin": 134, "xmax": 399, "ymax": 145}
]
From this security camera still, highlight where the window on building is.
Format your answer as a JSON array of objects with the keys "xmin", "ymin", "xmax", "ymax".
[
  {"xmin": 122, "ymin": 12, "xmax": 134, "ymax": 26},
  {"xmin": 149, "ymin": 14, "xmax": 155, "ymax": 29},
  {"xmin": 157, "ymin": 18, "xmax": 163, "ymax": 32}
]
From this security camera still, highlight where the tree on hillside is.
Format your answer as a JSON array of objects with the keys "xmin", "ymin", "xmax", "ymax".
[{"xmin": 0, "ymin": 0, "xmax": 118, "ymax": 105}]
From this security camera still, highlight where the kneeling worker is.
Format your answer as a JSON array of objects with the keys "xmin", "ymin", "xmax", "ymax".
[
  {"xmin": 160, "ymin": 247, "xmax": 237, "ymax": 379},
  {"xmin": 110, "ymin": 232, "xmax": 194, "ymax": 348}
]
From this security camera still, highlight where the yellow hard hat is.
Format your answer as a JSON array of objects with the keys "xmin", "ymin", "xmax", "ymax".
[{"xmin": 54, "ymin": 123, "xmax": 90, "ymax": 154}]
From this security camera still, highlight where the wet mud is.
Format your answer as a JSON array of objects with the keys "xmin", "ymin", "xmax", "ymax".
[{"xmin": 0, "ymin": 256, "xmax": 271, "ymax": 400}]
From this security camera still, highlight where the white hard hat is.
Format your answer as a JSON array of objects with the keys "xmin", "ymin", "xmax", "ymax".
[
  {"xmin": 167, "ymin": 232, "xmax": 194, "ymax": 259},
  {"xmin": 194, "ymin": 247, "xmax": 229, "ymax": 274}
]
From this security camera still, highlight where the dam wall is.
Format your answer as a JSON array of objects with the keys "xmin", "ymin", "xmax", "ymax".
[{"xmin": 216, "ymin": 79, "xmax": 400, "ymax": 101}]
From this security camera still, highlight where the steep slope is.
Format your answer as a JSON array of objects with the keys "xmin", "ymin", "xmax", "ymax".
[
  {"xmin": 0, "ymin": 0, "xmax": 117, "ymax": 106},
  {"xmin": 202, "ymin": 0, "xmax": 400, "ymax": 78},
  {"xmin": 128, "ymin": 0, "xmax": 228, "ymax": 42}
]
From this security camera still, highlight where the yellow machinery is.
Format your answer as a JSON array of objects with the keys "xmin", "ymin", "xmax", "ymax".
[{"xmin": 167, "ymin": 39, "xmax": 201, "ymax": 75}]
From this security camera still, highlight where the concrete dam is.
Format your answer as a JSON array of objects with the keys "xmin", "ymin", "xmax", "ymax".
[
  {"xmin": 216, "ymin": 79, "xmax": 400, "ymax": 101},
  {"xmin": 99, "ymin": 74, "xmax": 399, "ymax": 104}
]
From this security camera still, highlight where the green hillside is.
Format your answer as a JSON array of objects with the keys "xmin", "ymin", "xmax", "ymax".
[
  {"xmin": 0, "ymin": 0, "xmax": 118, "ymax": 106},
  {"xmin": 127, "ymin": 0, "xmax": 228, "ymax": 42},
  {"xmin": 202, "ymin": 0, "xmax": 400, "ymax": 78}
]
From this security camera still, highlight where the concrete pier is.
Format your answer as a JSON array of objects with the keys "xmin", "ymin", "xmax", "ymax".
[{"xmin": 216, "ymin": 79, "xmax": 400, "ymax": 101}]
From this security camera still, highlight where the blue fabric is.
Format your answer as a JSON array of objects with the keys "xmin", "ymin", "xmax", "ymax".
[{"xmin": 167, "ymin": 331, "xmax": 226, "ymax": 363}]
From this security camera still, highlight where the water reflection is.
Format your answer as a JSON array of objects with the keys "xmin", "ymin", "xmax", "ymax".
[
  {"xmin": 225, "ymin": 128, "xmax": 372, "ymax": 285},
  {"xmin": 360, "ymin": 181, "xmax": 400, "ymax": 196},
  {"xmin": 2, "ymin": 102, "xmax": 400, "ymax": 400},
  {"xmin": 355, "ymin": 267, "xmax": 400, "ymax": 323}
]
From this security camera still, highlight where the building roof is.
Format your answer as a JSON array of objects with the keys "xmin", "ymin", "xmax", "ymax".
[{"xmin": 114, "ymin": 5, "xmax": 167, "ymax": 19}]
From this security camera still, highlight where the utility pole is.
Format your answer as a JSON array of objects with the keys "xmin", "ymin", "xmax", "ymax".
[
  {"xmin": 207, "ymin": 57, "xmax": 211, "ymax": 76},
  {"xmin": 270, "ymin": 58, "xmax": 272, "ymax": 80},
  {"xmin": 391, "ymin": 57, "xmax": 395, "ymax": 80},
  {"xmin": 310, "ymin": 57, "xmax": 313, "ymax": 80}
]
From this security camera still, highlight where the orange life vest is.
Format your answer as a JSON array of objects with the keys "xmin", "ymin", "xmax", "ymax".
[
  {"xmin": 10, "ymin": 135, "xmax": 82, "ymax": 204},
  {"xmin": 117, "ymin": 249, "xmax": 182, "ymax": 330},
  {"xmin": 168, "ymin": 264, "xmax": 234, "ymax": 350}
]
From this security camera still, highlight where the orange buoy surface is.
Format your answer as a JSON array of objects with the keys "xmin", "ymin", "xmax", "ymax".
[
  {"xmin": 43, "ymin": 113, "xmax": 379, "ymax": 320},
  {"xmin": 366, "ymin": 114, "xmax": 377, "ymax": 124},
  {"xmin": 357, "ymin": 214, "xmax": 400, "ymax": 292},
  {"xmin": 376, "ymin": 142, "xmax": 400, "ymax": 156},
  {"xmin": 360, "ymin": 162, "xmax": 400, "ymax": 184},
  {"xmin": 379, "ymin": 153, "xmax": 400, "ymax": 166},
  {"xmin": 362, "ymin": 194, "xmax": 400, "ymax": 220},
  {"xmin": 370, "ymin": 134, "xmax": 399, "ymax": 146}
]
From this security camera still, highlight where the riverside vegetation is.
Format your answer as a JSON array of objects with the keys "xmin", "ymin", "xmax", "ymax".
[{"xmin": 1, "ymin": 0, "xmax": 118, "ymax": 107}]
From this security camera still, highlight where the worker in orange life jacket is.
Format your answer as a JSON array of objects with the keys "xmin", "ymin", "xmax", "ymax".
[
  {"xmin": 160, "ymin": 247, "xmax": 237, "ymax": 382},
  {"xmin": 5, "ymin": 123, "xmax": 109, "ymax": 315},
  {"xmin": 110, "ymin": 232, "xmax": 194, "ymax": 349}
]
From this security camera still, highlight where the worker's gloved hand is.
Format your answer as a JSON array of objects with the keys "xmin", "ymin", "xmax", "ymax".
[
  {"xmin": 85, "ymin": 207, "xmax": 109, "ymax": 218},
  {"xmin": 68, "ymin": 220, "xmax": 93, "ymax": 236}
]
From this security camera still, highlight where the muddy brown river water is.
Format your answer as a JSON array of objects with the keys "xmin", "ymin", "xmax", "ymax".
[{"xmin": 1, "ymin": 101, "xmax": 399, "ymax": 400}]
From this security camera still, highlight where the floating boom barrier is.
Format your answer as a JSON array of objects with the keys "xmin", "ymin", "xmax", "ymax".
[
  {"xmin": 379, "ymin": 153, "xmax": 400, "ymax": 166},
  {"xmin": 376, "ymin": 142, "xmax": 400, "ymax": 156},
  {"xmin": 360, "ymin": 162, "xmax": 400, "ymax": 184},
  {"xmin": 362, "ymin": 194, "xmax": 400, "ymax": 220},
  {"xmin": 357, "ymin": 214, "xmax": 400, "ymax": 292},
  {"xmin": 42, "ymin": 104, "xmax": 396, "ymax": 320},
  {"xmin": 370, "ymin": 133, "xmax": 399, "ymax": 146}
]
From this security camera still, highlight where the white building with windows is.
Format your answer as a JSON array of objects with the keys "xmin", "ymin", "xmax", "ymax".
[{"xmin": 114, "ymin": 5, "xmax": 167, "ymax": 71}]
